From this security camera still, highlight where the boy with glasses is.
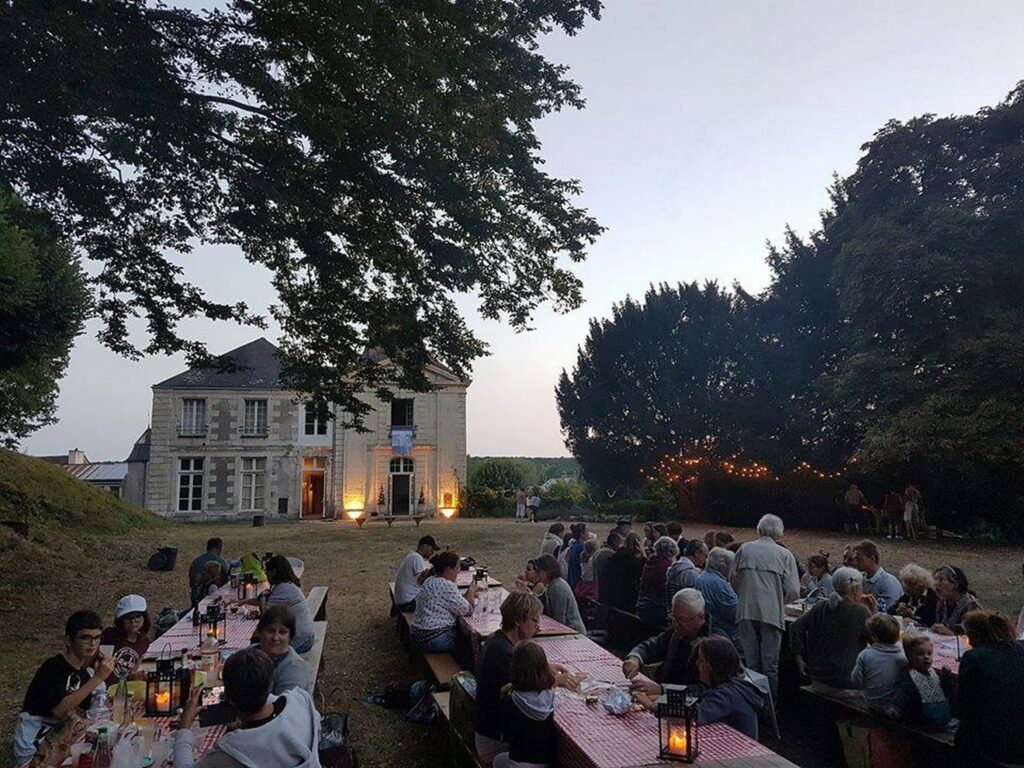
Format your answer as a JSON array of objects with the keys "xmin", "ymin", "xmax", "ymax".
[{"xmin": 14, "ymin": 610, "xmax": 114, "ymax": 763}]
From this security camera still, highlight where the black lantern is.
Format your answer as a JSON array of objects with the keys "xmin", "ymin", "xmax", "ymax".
[
  {"xmin": 656, "ymin": 686, "xmax": 700, "ymax": 763},
  {"xmin": 145, "ymin": 651, "xmax": 191, "ymax": 716},
  {"xmin": 237, "ymin": 573, "xmax": 257, "ymax": 601},
  {"xmin": 199, "ymin": 604, "xmax": 227, "ymax": 645}
]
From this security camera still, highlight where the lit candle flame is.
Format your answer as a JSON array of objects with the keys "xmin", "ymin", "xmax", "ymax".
[
  {"xmin": 668, "ymin": 725, "xmax": 688, "ymax": 753},
  {"xmin": 155, "ymin": 691, "xmax": 171, "ymax": 709}
]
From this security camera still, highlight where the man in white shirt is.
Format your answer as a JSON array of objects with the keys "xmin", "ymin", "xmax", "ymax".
[{"xmin": 393, "ymin": 535, "xmax": 439, "ymax": 613}]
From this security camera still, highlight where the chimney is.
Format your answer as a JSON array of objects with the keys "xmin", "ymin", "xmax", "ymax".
[{"xmin": 67, "ymin": 448, "xmax": 89, "ymax": 465}]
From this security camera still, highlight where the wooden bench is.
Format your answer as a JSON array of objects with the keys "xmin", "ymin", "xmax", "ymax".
[
  {"xmin": 424, "ymin": 652, "xmax": 462, "ymax": 687},
  {"xmin": 300, "ymin": 620, "xmax": 329, "ymax": 690},
  {"xmin": 305, "ymin": 585, "xmax": 329, "ymax": 621}
]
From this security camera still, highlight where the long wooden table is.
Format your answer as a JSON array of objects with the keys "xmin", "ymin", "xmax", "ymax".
[
  {"xmin": 534, "ymin": 634, "xmax": 799, "ymax": 768},
  {"xmin": 458, "ymin": 587, "xmax": 578, "ymax": 667}
]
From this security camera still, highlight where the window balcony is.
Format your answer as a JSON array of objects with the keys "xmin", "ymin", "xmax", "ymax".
[{"xmin": 177, "ymin": 423, "xmax": 209, "ymax": 437}]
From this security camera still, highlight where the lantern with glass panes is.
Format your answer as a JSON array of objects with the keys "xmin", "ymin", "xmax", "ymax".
[
  {"xmin": 656, "ymin": 686, "xmax": 700, "ymax": 763},
  {"xmin": 145, "ymin": 649, "xmax": 191, "ymax": 716},
  {"xmin": 199, "ymin": 604, "xmax": 227, "ymax": 645},
  {"xmin": 237, "ymin": 573, "xmax": 258, "ymax": 601}
]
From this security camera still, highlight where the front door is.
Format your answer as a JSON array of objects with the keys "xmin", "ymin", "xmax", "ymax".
[
  {"xmin": 302, "ymin": 456, "xmax": 327, "ymax": 518},
  {"xmin": 391, "ymin": 474, "xmax": 411, "ymax": 516}
]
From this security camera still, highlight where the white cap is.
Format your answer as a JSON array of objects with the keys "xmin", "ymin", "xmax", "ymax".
[{"xmin": 115, "ymin": 594, "xmax": 148, "ymax": 619}]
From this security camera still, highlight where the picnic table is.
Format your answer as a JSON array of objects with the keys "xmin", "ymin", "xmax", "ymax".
[
  {"xmin": 533, "ymin": 634, "xmax": 798, "ymax": 768},
  {"xmin": 146, "ymin": 610, "xmax": 259, "ymax": 659},
  {"xmin": 459, "ymin": 588, "xmax": 578, "ymax": 667},
  {"xmin": 455, "ymin": 569, "xmax": 503, "ymax": 589}
]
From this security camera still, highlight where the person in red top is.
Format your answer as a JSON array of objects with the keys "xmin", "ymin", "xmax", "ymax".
[{"xmin": 101, "ymin": 594, "xmax": 151, "ymax": 681}]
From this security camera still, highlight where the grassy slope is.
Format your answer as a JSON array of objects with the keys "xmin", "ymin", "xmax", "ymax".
[{"xmin": 0, "ymin": 449, "xmax": 166, "ymax": 534}]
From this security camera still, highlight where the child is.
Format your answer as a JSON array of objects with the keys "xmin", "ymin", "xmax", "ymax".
[
  {"xmin": 495, "ymin": 641, "xmax": 558, "ymax": 768},
  {"xmin": 801, "ymin": 553, "xmax": 834, "ymax": 605},
  {"xmin": 101, "ymin": 594, "xmax": 151, "ymax": 681},
  {"xmin": 573, "ymin": 539, "xmax": 600, "ymax": 600},
  {"xmin": 895, "ymin": 635, "xmax": 952, "ymax": 728},
  {"xmin": 851, "ymin": 613, "xmax": 906, "ymax": 716}
]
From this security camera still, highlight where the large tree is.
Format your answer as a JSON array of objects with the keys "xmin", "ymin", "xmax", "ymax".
[
  {"xmin": 0, "ymin": 190, "xmax": 90, "ymax": 446},
  {"xmin": 0, "ymin": 0, "xmax": 602, "ymax": 423}
]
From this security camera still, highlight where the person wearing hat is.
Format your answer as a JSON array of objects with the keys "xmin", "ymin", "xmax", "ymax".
[
  {"xmin": 393, "ymin": 535, "xmax": 440, "ymax": 614},
  {"xmin": 931, "ymin": 565, "xmax": 982, "ymax": 635},
  {"xmin": 101, "ymin": 594, "xmax": 152, "ymax": 681}
]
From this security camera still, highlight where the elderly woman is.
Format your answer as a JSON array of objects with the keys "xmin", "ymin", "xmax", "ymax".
[
  {"xmin": 254, "ymin": 605, "xmax": 311, "ymax": 694},
  {"xmin": 637, "ymin": 536, "xmax": 678, "ymax": 626},
  {"xmin": 696, "ymin": 548, "xmax": 740, "ymax": 648},
  {"xmin": 732, "ymin": 514, "xmax": 800, "ymax": 698},
  {"xmin": 887, "ymin": 563, "xmax": 939, "ymax": 627},
  {"xmin": 531, "ymin": 554, "xmax": 586, "ymax": 634},
  {"xmin": 410, "ymin": 552, "xmax": 479, "ymax": 652},
  {"xmin": 955, "ymin": 610, "xmax": 1024, "ymax": 765},
  {"xmin": 790, "ymin": 567, "xmax": 871, "ymax": 694},
  {"xmin": 931, "ymin": 565, "xmax": 981, "ymax": 635}
]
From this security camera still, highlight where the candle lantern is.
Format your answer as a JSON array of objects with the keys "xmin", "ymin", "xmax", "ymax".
[
  {"xmin": 237, "ymin": 573, "xmax": 256, "ymax": 601},
  {"xmin": 145, "ymin": 651, "xmax": 190, "ymax": 716},
  {"xmin": 656, "ymin": 686, "xmax": 700, "ymax": 763},
  {"xmin": 199, "ymin": 605, "xmax": 227, "ymax": 645}
]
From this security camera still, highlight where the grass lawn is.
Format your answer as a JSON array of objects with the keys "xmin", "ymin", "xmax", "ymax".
[{"xmin": 1, "ymin": 517, "xmax": 1022, "ymax": 768}]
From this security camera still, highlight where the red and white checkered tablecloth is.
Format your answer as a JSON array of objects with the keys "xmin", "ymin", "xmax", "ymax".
[
  {"xmin": 928, "ymin": 633, "xmax": 962, "ymax": 676},
  {"xmin": 146, "ymin": 615, "xmax": 258, "ymax": 658},
  {"xmin": 149, "ymin": 717, "xmax": 225, "ymax": 760},
  {"xmin": 460, "ymin": 611, "xmax": 578, "ymax": 668}
]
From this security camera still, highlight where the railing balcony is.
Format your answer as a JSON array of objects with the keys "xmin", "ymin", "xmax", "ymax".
[
  {"xmin": 177, "ymin": 422, "xmax": 209, "ymax": 437},
  {"xmin": 241, "ymin": 426, "xmax": 269, "ymax": 438}
]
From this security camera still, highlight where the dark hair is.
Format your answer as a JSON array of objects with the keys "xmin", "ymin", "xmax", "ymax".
[
  {"xmin": 65, "ymin": 610, "xmax": 102, "ymax": 639},
  {"xmin": 548, "ymin": 523, "xmax": 565, "ymax": 536},
  {"xmin": 666, "ymin": 521, "xmax": 683, "ymax": 539},
  {"xmin": 206, "ymin": 537, "xmax": 223, "ymax": 552},
  {"xmin": 653, "ymin": 523, "xmax": 668, "ymax": 537},
  {"xmin": 265, "ymin": 555, "xmax": 301, "ymax": 587},
  {"xmin": 532, "ymin": 554, "xmax": 562, "ymax": 580},
  {"xmin": 223, "ymin": 647, "xmax": 275, "ymax": 714},
  {"xmin": 962, "ymin": 610, "xmax": 1016, "ymax": 646},
  {"xmin": 257, "ymin": 604, "xmax": 296, "ymax": 640},
  {"xmin": 430, "ymin": 551, "xmax": 460, "ymax": 573},
  {"xmin": 696, "ymin": 636, "xmax": 742, "ymax": 687},
  {"xmin": 902, "ymin": 634, "xmax": 932, "ymax": 657},
  {"xmin": 808, "ymin": 553, "xmax": 829, "ymax": 571},
  {"xmin": 606, "ymin": 531, "xmax": 624, "ymax": 548},
  {"xmin": 933, "ymin": 565, "xmax": 969, "ymax": 595},
  {"xmin": 683, "ymin": 539, "xmax": 706, "ymax": 558},
  {"xmin": 703, "ymin": 530, "xmax": 717, "ymax": 548},
  {"xmin": 866, "ymin": 613, "xmax": 900, "ymax": 644},
  {"xmin": 509, "ymin": 640, "xmax": 555, "ymax": 692},
  {"xmin": 117, "ymin": 610, "xmax": 152, "ymax": 636},
  {"xmin": 853, "ymin": 539, "xmax": 880, "ymax": 562},
  {"xmin": 713, "ymin": 531, "xmax": 734, "ymax": 548}
]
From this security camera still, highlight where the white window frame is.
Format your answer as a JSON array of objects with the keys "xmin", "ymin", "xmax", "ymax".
[
  {"xmin": 177, "ymin": 457, "xmax": 204, "ymax": 512},
  {"xmin": 304, "ymin": 405, "xmax": 328, "ymax": 436},
  {"xmin": 240, "ymin": 457, "xmax": 267, "ymax": 512},
  {"xmin": 243, "ymin": 399, "xmax": 268, "ymax": 436},
  {"xmin": 180, "ymin": 398, "xmax": 206, "ymax": 436}
]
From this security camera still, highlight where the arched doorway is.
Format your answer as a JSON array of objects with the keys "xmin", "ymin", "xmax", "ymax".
[{"xmin": 389, "ymin": 457, "xmax": 414, "ymax": 516}]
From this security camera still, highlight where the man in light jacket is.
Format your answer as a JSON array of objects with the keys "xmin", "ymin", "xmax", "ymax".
[
  {"xmin": 175, "ymin": 647, "xmax": 321, "ymax": 767},
  {"xmin": 731, "ymin": 514, "xmax": 800, "ymax": 698}
]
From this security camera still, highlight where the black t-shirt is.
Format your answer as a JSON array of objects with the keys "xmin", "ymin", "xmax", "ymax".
[
  {"xmin": 22, "ymin": 654, "xmax": 93, "ymax": 717},
  {"xmin": 474, "ymin": 631, "xmax": 514, "ymax": 740}
]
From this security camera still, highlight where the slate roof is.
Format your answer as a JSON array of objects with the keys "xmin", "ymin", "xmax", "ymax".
[
  {"xmin": 154, "ymin": 338, "xmax": 285, "ymax": 390},
  {"xmin": 65, "ymin": 462, "xmax": 128, "ymax": 484},
  {"xmin": 126, "ymin": 428, "xmax": 151, "ymax": 463}
]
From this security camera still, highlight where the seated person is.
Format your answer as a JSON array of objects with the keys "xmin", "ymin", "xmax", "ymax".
[
  {"xmin": 954, "ymin": 610, "xmax": 1024, "ymax": 765},
  {"xmin": 851, "ymin": 613, "xmax": 906, "ymax": 716},
  {"xmin": 494, "ymin": 641, "xmax": 559, "ymax": 768},
  {"xmin": 573, "ymin": 539, "xmax": 600, "ymax": 601},
  {"xmin": 189, "ymin": 537, "xmax": 229, "ymax": 605},
  {"xmin": 392, "ymin": 535, "xmax": 439, "ymax": 613},
  {"xmin": 244, "ymin": 555, "xmax": 316, "ymax": 653},
  {"xmin": 790, "ymin": 567, "xmax": 870, "ymax": 694},
  {"xmin": 931, "ymin": 565, "xmax": 982, "ymax": 635},
  {"xmin": 895, "ymin": 635, "xmax": 952, "ymax": 728},
  {"xmin": 254, "ymin": 605, "xmax": 311, "ymax": 695},
  {"xmin": 852, "ymin": 540, "xmax": 902, "ymax": 613},
  {"xmin": 800, "ymin": 553, "xmax": 834, "ymax": 605},
  {"xmin": 531, "ymin": 555, "xmax": 586, "ymax": 634},
  {"xmin": 636, "ymin": 536, "xmax": 678, "ymax": 626},
  {"xmin": 633, "ymin": 636, "xmax": 764, "ymax": 739},
  {"xmin": 695, "ymin": 547, "xmax": 741, "ymax": 649},
  {"xmin": 605, "ymin": 533, "xmax": 645, "ymax": 610},
  {"xmin": 15, "ymin": 611, "xmax": 115, "ymax": 764},
  {"xmin": 665, "ymin": 540, "xmax": 706, "ymax": 603},
  {"xmin": 101, "ymin": 594, "xmax": 151, "ymax": 681},
  {"xmin": 409, "ymin": 551, "xmax": 478, "ymax": 653},
  {"xmin": 174, "ymin": 647, "xmax": 320, "ymax": 767},
  {"xmin": 623, "ymin": 588, "xmax": 711, "ymax": 693},
  {"xmin": 887, "ymin": 563, "xmax": 939, "ymax": 627},
  {"xmin": 196, "ymin": 561, "xmax": 227, "ymax": 600}
]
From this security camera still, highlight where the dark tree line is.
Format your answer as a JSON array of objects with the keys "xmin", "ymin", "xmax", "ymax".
[{"xmin": 558, "ymin": 84, "xmax": 1024, "ymax": 536}]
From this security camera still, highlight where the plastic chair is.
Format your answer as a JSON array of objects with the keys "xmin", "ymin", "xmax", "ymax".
[{"xmin": 744, "ymin": 667, "xmax": 781, "ymax": 740}]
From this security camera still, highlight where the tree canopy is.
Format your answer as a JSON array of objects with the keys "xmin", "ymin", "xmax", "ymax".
[
  {"xmin": 0, "ymin": 0, "xmax": 602, "ymax": 424},
  {"xmin": 559, "ymin": 83, "xmax": 1024, "ymax": 534}
]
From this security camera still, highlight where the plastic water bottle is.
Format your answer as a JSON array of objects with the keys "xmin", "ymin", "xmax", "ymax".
[
  {"xmin": 201, "ymin": 631, "xmax": 219, "ymax": 672},
  {"xmin": 87, "ymin": 684, "xmax": 111, "ymax": 726}
]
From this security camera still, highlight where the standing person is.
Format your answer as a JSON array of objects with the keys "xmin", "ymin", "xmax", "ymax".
[
  {"xmin": 539, "ymin": 523, "xmax": 564, "ymax": 558},
  {"xmin": 955, "ymin": 611, "xmax": 1024, "ymax": 765},
  {"xmin": 851, "ymin": 613, "xmax": 907, "ymax": 716},
  {"xmin": 189, "ymin": 537, "xmax": 229, "ymax": 604},
  {"xmin": 493, "ymin": 642, "xmax": 559, "ymax": 768},
  {"xmin": 530, "ymin": 555, "xmax": 585, "ymax": 634},
  {"xmin": 844, "ymin": 484, "xmax": 867, "ymax": 533},
  {"xmin": 101, "ymin": 595, "xmax": 151, "ymax": 680},
  {"xmin": 514, "ymin": 488, "xmax": 527, "ymax": 522},
  {"xmin": 15, "ymin": 611, "xmax": 116, "ymax": 764},
  {"xmin": 622, "ymin": 589, "xmax": 711, "ymax": 690},
  {"xmin": 732, "ymin": 514, "xmax": 800, "ymax": 698},
  {"xmin": 566, "ymin": 524, "xmax": 588, "ymax": 589},
  {"xmin": 696, "ymin": 548, "xmax": 741, "ymax": 649},
  {"xmin": 410, "ymin": 552, "xmax": 478, "ymax": 652},
  {"xmin": 591, "ymin": 532, "xmax": 623, "ymax": 605},
  {"xmin": 393, "ymin": 535, "xmax": 439, "ymax": 613},
  {"xmin": 852, "ymin": 540, "xmax": 902, "ymax": 613},
  {"xmin": 882, "ymin": 490, "xmax": 904, "ymax": 540},
  {"xmin": 173, "ymin": 647, "xmax": 322, "ymax": 768},
  {"xmin": 903, "ymin": 482, "xmax": 922, "ymax": 540},
  {"xmin": 931, "ymin": 565, "xmax": 982, "ymax": 634},
  {"xmin": 605, "ymin": 532, "xmax": 645, "ymax": 611},
  {"xmin": 636, "ymin": 537, "xmax": 678, "ymax": 626},
  {"xmin": 526, "ymin": 490, "xmax": 541, "ymax": 523}
]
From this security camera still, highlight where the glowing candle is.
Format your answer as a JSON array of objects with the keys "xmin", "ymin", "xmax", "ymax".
[{"xmin": 155, "ymin": 690, "xmax": 171, "ymax": 710}]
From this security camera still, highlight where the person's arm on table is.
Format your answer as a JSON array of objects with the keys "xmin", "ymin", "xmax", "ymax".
[
  {"xmin": 53, "ymin": 655, "xmax": 115, "ymax": 719},
  {"xmin": 174, "ymin": 686, "xmax": 203, "ymax": 768}
]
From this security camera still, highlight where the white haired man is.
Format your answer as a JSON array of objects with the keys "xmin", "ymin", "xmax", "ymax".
[
  {"xmin": 696, "ymin": 547, "xmax": 741, "ymax": 649},
  {"xmin": 622, "ymin": 588, "xmax": 710, "ymax": 693},
  {"xmin": 732, "ymin": 514, "xmax": 800, "ymax": 698}
]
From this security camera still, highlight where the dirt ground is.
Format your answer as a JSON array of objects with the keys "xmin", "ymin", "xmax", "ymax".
[{"xmin": 1, "ymin": 517, "xmax": 1022, "ymax": 768}]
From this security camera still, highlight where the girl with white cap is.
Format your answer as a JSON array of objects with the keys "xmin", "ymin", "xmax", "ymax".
[{"xmin": 101, "ymin": 594, "xmax": 151, "ymax": 679}]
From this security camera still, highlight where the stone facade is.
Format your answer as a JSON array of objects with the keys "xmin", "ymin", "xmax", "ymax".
[{"xmin": 143, "ymin": 339, "xmax": 469, "ymax": 520}]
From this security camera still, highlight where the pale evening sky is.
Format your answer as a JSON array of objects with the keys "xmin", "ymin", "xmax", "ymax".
[{"xmin": 22, "ymin": 1, "xmax": 1024, "ymax": 461}]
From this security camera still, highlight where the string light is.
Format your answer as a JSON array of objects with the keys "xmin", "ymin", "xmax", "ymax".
[{"xmin": 641, "ymin": 451, "xmax": 850, "ymax": 484}]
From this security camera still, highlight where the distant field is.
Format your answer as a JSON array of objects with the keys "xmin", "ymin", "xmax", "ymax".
[{"xmin": 1, "ymin": 517, "xmax": 1021, "ymax": 767}]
